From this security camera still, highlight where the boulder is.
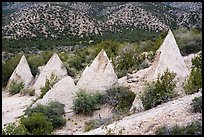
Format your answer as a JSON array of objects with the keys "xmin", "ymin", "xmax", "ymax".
[
  {"xmin": 77, "ymin": 49, "xmax": 118, "ymax": 93},
  {"xmin": 7, "ymin": 55, "xmax": 33, "ymax": 88}
]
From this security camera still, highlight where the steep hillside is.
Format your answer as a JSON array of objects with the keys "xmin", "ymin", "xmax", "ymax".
[{"xmin": 2, "ymin": 2, "xmax": 202, "ymax": 40}]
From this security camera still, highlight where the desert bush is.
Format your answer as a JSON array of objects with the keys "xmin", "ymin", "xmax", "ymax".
[
  {"xmin": 67, "ymin": 55, "xmax": 84, "ymax": 70},
  {"xmin": 192, "ymin": 52, "xmax": 202, "ymax": 69},
  {"xmin": 20, "ymin": 88, "xmax": 35, "ymax": 96},
  {"xmin": 115, "ymin": 45, "xmax": 141, "ymax": 77},
  {"xmin": 20, "ymin": 112, "xmax": 53, "ymax": 135},
  {"xmin": 24, "ymin": 101, "xmax": 66, "ymax": 128},
  {"xmin": 155, "ymin": 120, "xmax": 202, "ymax": 135},
  {"xmin": 84, "ymin": 119, "xmax": 101, "ymax": 132},
  {"xmin": 39, "ymin": 73, "xmax": 58, "ymax": 99},
  {"xmin": 101, "ymin": 86, "xmax": 135, "ymax": 113},
  {"xmin": 2, "ymin": 54, "xmax": 22, "ymax": 87},
  {"xmin": 8, "ymin": 80, "xmax": 25, "ymax": 95},
  {"xmin": 191, "ymin": 96, "xmax": 202, "ymax": 113},
  {"xmin": 184, "ymin": 68, "xmax": 202, "ymax": 95},
  {"xmin": 72, "ymin": 90, "xmax": 102, "ymax": 115},
  {"xmin": 2, "ymin": 122, "xmax": 30, "ymax": 135},
  {"xmin": 141, "ymin": 69, "xmax": 177, "ymax": 110},
  {"xmin": 63, "ymin": 62, "xmax": 77, "ymax": 77},
  {"xmin": 184, "ymin": 53, "xmax": 202, "ymax": 95},
  {"xmin": 174, "ymin": 28, "xmax": 202, "ymax": 56}
]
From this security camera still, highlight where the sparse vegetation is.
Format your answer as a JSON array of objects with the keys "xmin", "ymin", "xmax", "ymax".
[
  {"xmin": 20, "ymin": 112, "xmax": 53, "ymax": 135},
  {"xmin": 174, "ymin": 28, "xmax": 202, "ymax": 56},
  {"xmin": 39, "ymin": 73, "xmax": 58, "ymax": 99},
  {"xmin": 101, "ymin": 86, "xmax": 135, "ymax": 113},
  {"xmin": 8, "ymin": 80, "xmax": 25, "ymax": 95},
  {"xmin": 20, "ymin": 88, "xmax": 35, "ymax": 96},
  {"xmin": 24, "ymin": 101, "xmax": 66, "ymax": 128},
  {"xmin": 191, "ymin": 96, "xmax": 202, "ymax": 113},
  {"xmin": 2, "ymin": 122, "xmax": 30, "ymax": 135},
  {"xmin": 155, "ymin": 120, "xmax": 202, "ymax": 135},
  {"xmin": 141, "ymin": 69, "xmax": 177, "ymax": 110},
  {"xmin": 184, "ymin": 53, "xmax": 202, "ymax": 95},
  {"xmin": 2, "ymin": 54, "xmax": 22, "ymax": 87},
  {"xmin": 84, "ymin": 119, "xmax": 101, "ymax": 132},
  {"xmin": 72, "ymin": 90, "xmax": 102, "ymax": 115}
]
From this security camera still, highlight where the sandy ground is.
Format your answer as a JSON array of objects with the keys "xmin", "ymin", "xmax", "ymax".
[
  {"xmin": 53, "ymin": 105, "xmax": 114, "ymax": 135},
  {"xmin": 2, "ymin": 89, "xmax": 35, "ymax": 128}
]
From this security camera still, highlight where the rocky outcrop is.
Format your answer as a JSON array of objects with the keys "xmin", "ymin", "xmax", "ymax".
[
  {"xmin": 6, "ymin": 55, "xmax": 33, "ymax": 88},
  {"xmin": 77, "ymin": 49, "xmax": 118, "ymax": 93},
  {"xmin": 32, "ymin": 53, "xmax": 67, "ymax": 97},
  {"xmin": 120, "ymin": 29, "xmax": 191, "ymax": 113},
  {"xmin": 33, "ymin": 76, "xmax": 77, "ymax": 112},
  {"xmin": 149, "ymin": 29, "xmax": 190, "ymax": 80}
]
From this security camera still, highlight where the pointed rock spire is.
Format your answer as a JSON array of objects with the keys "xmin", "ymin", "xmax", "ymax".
[
  {"xmin": 32, "ymin": 53, "xmax": 68, "ymax": 96},
  {"xmin": 77, "ymin": 49, "xmax": 118, "ymax": 92},
  {"xmin": 7, "ymin": 55, "xmax": 33, "ymax": 88},
  {"xmin": 129, "ymin": 29, "xmax": 191, "ymax": 113},
  {"xmin": 151, "ymin": 29, "xmax": 190, "ymax": 79},
  {"xmin": 33, "ymin": 76, "xmax": 77, "ymax": 112}
]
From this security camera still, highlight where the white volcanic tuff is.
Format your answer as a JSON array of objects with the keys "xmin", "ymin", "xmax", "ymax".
[
  {"xmin": 150, "ymin": 29, "xmax": 190, "ymax": 80},
  {"xmin": 7, "ymin": 55, "xmax": 33, "ymax": 88},
  {"xmin": 77, "ymin": 49, "xmax": 118, "ymax": 93},
  {"xmin": 120, "ymin": 29, "xmax": 190, "ymax": 113},
  {"xmin": 32, "ymin": 53, "xmax": 68, "ymax": 96},
  {"xmin": 33, "ymin": 76, "xmax": 77, "ymax": 112}
]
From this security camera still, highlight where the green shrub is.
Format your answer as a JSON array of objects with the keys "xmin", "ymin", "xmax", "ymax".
[
  {"xmin": 20, "ymin": 112, "xmax": 53, "ymax": 135},
  {"xmin": 101, "ymin": 86, "xmax": 135, "ymax": 113},
  {"xmin": 174, "ymin": 28, "xmax": 202, "ymax": 56},
  {"xmin": 72, "ymin": 90, "xmax": 102, "ymax": 115},
  {"xmin": 84, "ymin": 119, "xmax": 101, "ymax": 132},
  {"xmin": 184, "ymin": 53, "xmax": 202, "ymax": 95},
  {"xmin": 155, "ymin": 120, "xmax": 202, "ymax": 135},
  {"xmin": 184, "ymin": 68, "xmax": 202, "ymax": 95},
  {"xmin": 20, "ymin": 88, "xmax": 35, "ymax": 96},
  {"xmin": 24, "ymin": 101, "xmax": 66, "ymax": 128},
  {"xmin": 2, "ymin": 54, "xmax": 22, "ymax": 87},
  {"xmin": 39, "ymin": 73, "xmax": 58, "ymax": 99},
  {"xmin": 8, "ymin": 80, "xmax": 25, "ymax": 95},
  {"xmin": 191, "ymin": 96, "xmax": 202, "ymax": 113},
  {"xmin": 67, "ymin": 55, "xmax": 84, "ymax": 70},
  {"xmin": 192, "ymin": 52, "xmax": 202, "ymax": 69},
  {"xmin": 2, "ymin": 122, "xmax": 30, "ymax": 135},
  {"xmin": 63, "ymin": 62, "xmax": 77, "ymax": 77},
  {"xmin": 141, "ymin": 69, "xmax": 177, "ymax": 110}
]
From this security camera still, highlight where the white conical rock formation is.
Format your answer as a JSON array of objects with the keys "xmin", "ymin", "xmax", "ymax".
[
  {"xmin": 150, "ymin": 29, "xmax": 190, "ymax": 80},
  {"xmin": 32, "ymin": 53, "xmax": 68, "ymax": 97},
  {"xmin": 7, "ymin": 55, "xmax": 33, "ymax": 88},
  {"xmin": 77, "ymin": 49, "xmax": 118, "ymax": 93},
  {"xmin": 33, "ymin": 76, "xmax": 77, "ymax": 112},
  {"xmin": 127, "ymin": 29, "xmax": 190, "ymax": 113}
]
